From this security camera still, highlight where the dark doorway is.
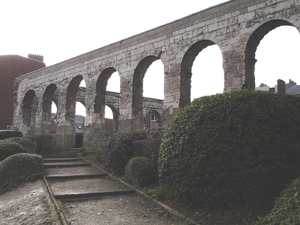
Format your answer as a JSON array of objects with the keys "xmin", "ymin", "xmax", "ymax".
[{"xmin": 75, "ymin": 133, "xmax": 83, "ymax": 148}]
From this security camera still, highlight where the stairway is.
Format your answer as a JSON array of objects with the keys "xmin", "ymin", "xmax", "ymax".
[{"xmin": 42, "ymin": 148, "xmax": 135, "ymax": 200}]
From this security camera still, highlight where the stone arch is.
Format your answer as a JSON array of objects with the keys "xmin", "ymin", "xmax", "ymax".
[
  {"xmin": 22, "ymin": 90, "xmax": 37, "ymax": 135},
  {"xmin": 105, "ymin": 104, "xmax": 118, "ymax": 132},
  {"xmin": 66, "ymin": 75, "xmax": 83, "ymax": 124},
  {"xmin": 94, "ymin": 67, "xmax": 117, "ymax": 117},
  {"xmin": 43, "ymin": 84, "xmax": 57, "ymax": 115},
  {"xmin": 42, "ymin": 84, "xmax": 57, "ymax": 134},
  {"xmin": 244, "ymin": 19, "xmax": 295, "ymax": 90},
  {"xmin": 180, "ymin": 40, "xmax": 216, "ymax": 108},
  {"xmin": 132, "ymin": 56, "xmax": 160, "ymax": 118},
  {"xmin": 76, "ymin": 86, "xmax": 86, "ymax": 106}
]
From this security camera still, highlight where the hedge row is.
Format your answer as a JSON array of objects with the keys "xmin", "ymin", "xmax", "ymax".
[
  {"xmin": 0, "ymin": 137, "xmax": 37, "ymax": 161},
  {"xmin": 0, "ymin": 153, "xmax": 43, "ymax": 195},
  {"xmin": 0, "ymin": 131, "xmax": 22, "ymax": 140}
]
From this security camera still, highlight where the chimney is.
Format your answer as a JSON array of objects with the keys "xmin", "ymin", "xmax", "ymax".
[
  {"xmin": 28, "ymin": 54, "xmax": 44, "ymax": 63},
  {"xmin": 277, "ymin": 79, "xmax": 286, "ymax": 94}
]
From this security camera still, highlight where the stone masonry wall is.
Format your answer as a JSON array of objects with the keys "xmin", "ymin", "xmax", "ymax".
[{"xmin": 13, "ymin": 0, "xmax": 300, "ymax": 147}]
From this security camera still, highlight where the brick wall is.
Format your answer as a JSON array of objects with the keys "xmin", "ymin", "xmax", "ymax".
[{"xmin": 0, "ymin": 55, "xmax": 45, "ymax": 129}]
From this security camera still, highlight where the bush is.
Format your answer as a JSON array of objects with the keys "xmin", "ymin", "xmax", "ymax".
[
  {"xmin": 6, "ymin": 137, "xmax": 37, "ymax": 153},
  {"xmin": 132, "ymin": 138, "xmax": 161, "ymax": 180},
  {"xmin": 28, "ymin": 135, "xmax": 52, "ymax": 154},
  {"xmin": 0, "ymin": 137, "xmax": 36, "ymax": 161},
  {"xmin": 0, "ymin": 153, "xmax": 43, "ymax": 195},
  {"xmin": 125, "ymin": 157, "xmax": 156, "ymax": 187},
  {"xmin": 159, "ymin": 90, "xmax": 300, "ymax": 212},
  {"xmin": 0, "ymin": 131, "xmax": 23, "ymax": 140},
  {"xmin": 152, "ymin": 131, "xmax": 164, "ymax": 139},
  {"xmin": 257, "ymin": 177, "xmax": 300, "ymax": 224},
  {"xmin": 105, "ymin": 130, "xmax": 148, "ymax": 174}
]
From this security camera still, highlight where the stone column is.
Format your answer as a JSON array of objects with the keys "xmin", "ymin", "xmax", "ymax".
[
  {"xmin": 163, "ymin": 58, "xmax": 182, "ymax": 128},
  {"xmin": 222, "ymin": 43, "xmax": 246, "ymax": 93},
  {"xmin": 55, "ymin": 88, "xmax": 75, "ymax": 148},
  {"xmin": 118, "ymin": 70, "xmax": 135, "ymax": 131}
]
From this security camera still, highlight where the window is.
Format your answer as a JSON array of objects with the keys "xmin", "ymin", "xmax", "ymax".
[{"xmin": 150, "ymin": 113, "xmax": 156, "ymax": 121}]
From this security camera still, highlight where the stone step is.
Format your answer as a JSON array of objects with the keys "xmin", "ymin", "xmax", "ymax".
[
  {"xmin": 43, "ymin": 163, "xmax": 91, "ymax": 168},
  {"xmin": 53, "ymin": 190, "xmax": 135, "ymax": 200},
  {"xmin": 45, "ymin": 174, "xmax": 108, "ymax": 179},
  {"xmin": 43, "ymin": 158, "xmax": 83, "ymax": 162},
  {"xmin": 42, "ymin": 154, "xmax": 78, "ymax": 158}
]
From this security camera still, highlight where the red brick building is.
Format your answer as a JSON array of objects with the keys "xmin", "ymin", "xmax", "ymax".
[{"xmin": 0, "ymin": 54, "xmax": 46, "ymax": 129}]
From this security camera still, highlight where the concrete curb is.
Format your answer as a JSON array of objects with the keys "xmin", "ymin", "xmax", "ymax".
[{"xmin": 78, "ymin": 153, "xmax": 200, "ymax": 225}]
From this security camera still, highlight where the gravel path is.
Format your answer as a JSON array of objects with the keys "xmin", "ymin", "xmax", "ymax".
[{"xmin": 0, "ymin": 179, "xmax": 54, "ymax": 225}]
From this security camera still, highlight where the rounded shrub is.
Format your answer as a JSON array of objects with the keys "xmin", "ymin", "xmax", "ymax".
[
  {"xmin": 0, "ymin": 137, "xmax": 36, "ymax": 161},
  {"xmin": 125, "ymin": 157, "xmax": 156, "ymax": 187},
  {"xmin": 0, "ymin": 153, "xmax": 43, "ymax": 195},
  {"xmin": 159, "ymin": 90, "xmax": 300, "ymax": 211}
]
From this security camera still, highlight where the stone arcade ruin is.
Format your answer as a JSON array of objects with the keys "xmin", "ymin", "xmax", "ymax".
[{"xmin": 13, "ymin": 0, "xmax": 300, "ymax": 147}]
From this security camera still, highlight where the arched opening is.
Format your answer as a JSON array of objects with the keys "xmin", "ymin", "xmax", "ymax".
[
  {"xmin": 143, "ymin": 60, "xmax": 164, "ymax": 99},
  {"xmin": 94, "ymin": 67, "xmax": 118, "ymax": 117},
  {"xmin": 132, "ymin": 56, "xmax": 163, "ymax": 118},
  {"xmin": 254, "ymin": 25, "xmax": 300, "ymax": 90},
  {"xmin": 42, "ymin": 84, "xmax": 57, "ymax": 134},
  {"xmin": 22, "ymin": 90, "xmax": 37, "ymax": 135},
  {"xmin": 245, "ymin": 20, "xmax": 295, "ymax": 90},
  {"xmin": 105, "ymin": 105, "xmax": 118, "ymax": 132},
  {"xmin": 66, "ymin": 75, "xmax": 83, "ymax": 123},
  {"xmin": 191, "ymin": 45, "xmax": 224, "ymax": 100},
  {"xmin": 107, "ymin": 71, "xmax": 120, "ymax": 93},
  {"xmin": 180, "ymin": 40, "xmax": 224, "ymax": 107},
  {"xmin": 51, "ymin": 101, "xmax": 57, "ymax": 133},
  {"xmin": 76, "ymin": 101, "xmax": 86, "ymax": 117},
  {"xmin": 52, "ymin": 101, "xmax": 57, "ymax": 113}
]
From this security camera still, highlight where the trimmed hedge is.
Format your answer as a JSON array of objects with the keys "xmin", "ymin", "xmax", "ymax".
[
  {"xmin": 159, "ymin": 90, "xmax": 300, "ymax": 211},
  {"xmin": 125, "ymin": 157, "xmax": 156, "ymax": 187},
  {"xmin": 0, "ymin": 131, "xmax": 23, "ymax": 140},
  {"xmin": 105, "ymin": 130, "xmax": 148, "ymax": 174},
  {"xmin": 0, "ymin": 137, "xmax": 36, "ymax": 161},
  {"xmin": 0, "ymin": 153, "xmax": 43, "ymax": 195},
  {"xmin": 6, "ymin": 137, "xmax": 37, "ymax": 153}
]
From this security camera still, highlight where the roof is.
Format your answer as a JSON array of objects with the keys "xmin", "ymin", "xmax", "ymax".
[{"xmin": 286, "ymin": 85, "xmax": 300, "ymax": 95}]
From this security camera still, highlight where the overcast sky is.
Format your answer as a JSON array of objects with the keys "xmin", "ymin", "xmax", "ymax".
[{"xmin": 2, "ymin": 0, "xmax": 300, "ymax": 116}]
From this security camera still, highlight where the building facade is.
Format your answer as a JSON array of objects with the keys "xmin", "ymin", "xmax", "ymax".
[{"xmin": 0, "ymin": 54, "xmax": 45, "ymax": 129}]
